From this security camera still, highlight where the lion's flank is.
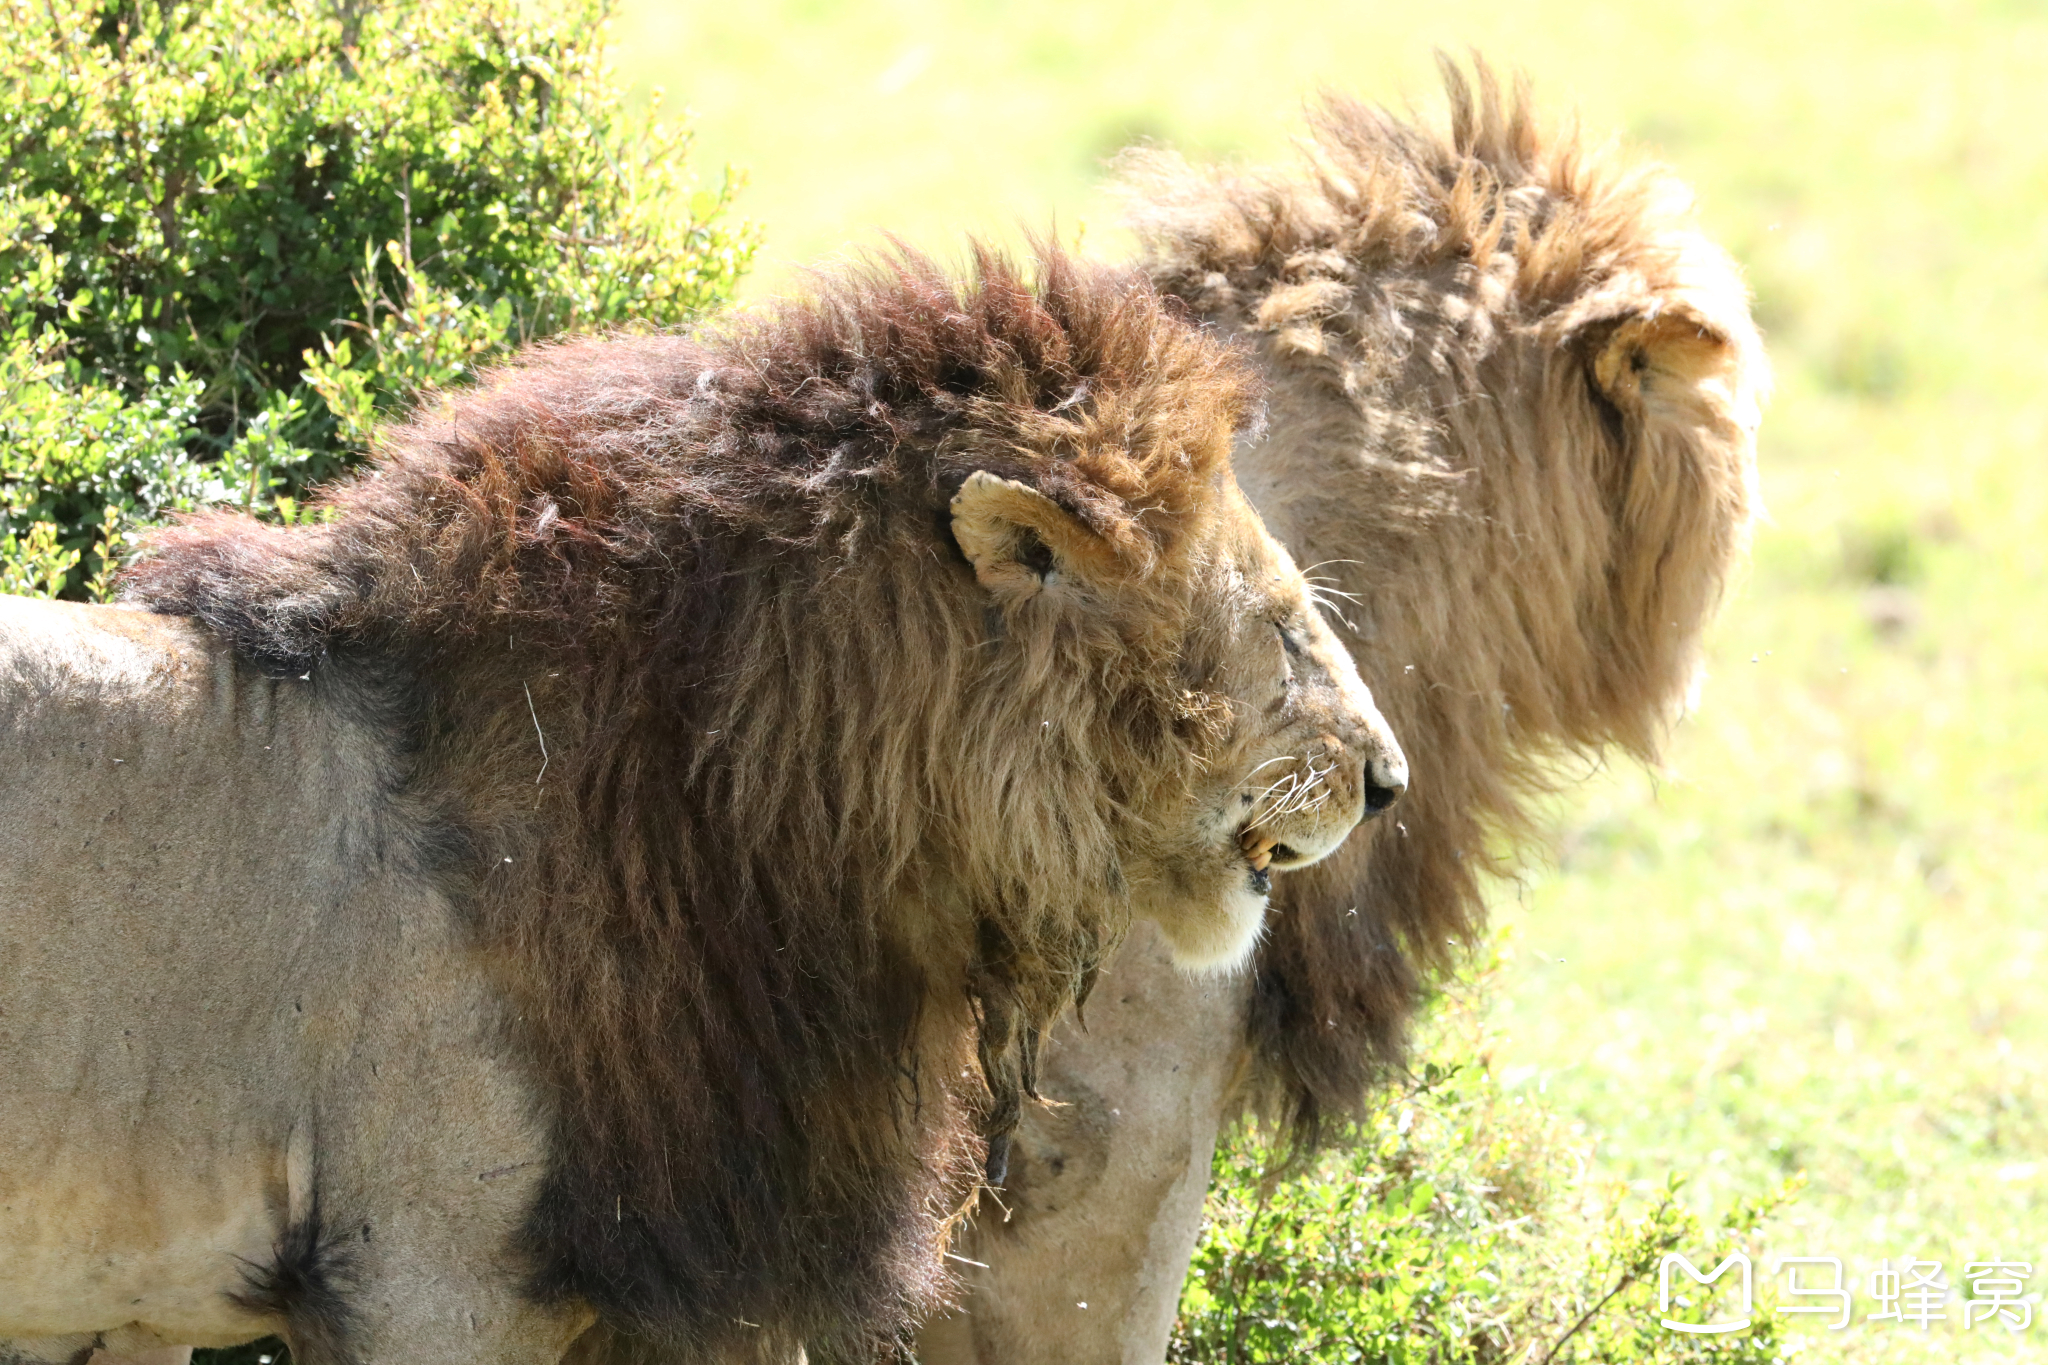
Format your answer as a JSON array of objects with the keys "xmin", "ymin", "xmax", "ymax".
[
  {"xmin": 123, "ymin": 245, "xmax": 1256, "ymax": 1355},
  {"xmin": 1122, "ymin": 60, "xmax": 1766, "ymax": 1149}
]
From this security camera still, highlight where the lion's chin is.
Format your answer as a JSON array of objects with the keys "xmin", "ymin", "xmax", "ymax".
[{"xmin": 1150, "ymin": 873, "xmax": 1269, "ymax": 975}]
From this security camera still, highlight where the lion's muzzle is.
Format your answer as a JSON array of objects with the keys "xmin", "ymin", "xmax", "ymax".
[{"xmin": 1239, "ymin": 721, "xmax": 1406, "ymax": 883}]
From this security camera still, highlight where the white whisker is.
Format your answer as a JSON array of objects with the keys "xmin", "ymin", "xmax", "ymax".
[{"xmin": 523, "ymin": 681, "xmax": 550, "ymax": 785}]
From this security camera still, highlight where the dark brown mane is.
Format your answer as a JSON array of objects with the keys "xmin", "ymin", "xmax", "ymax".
[
  {"xmin": 1122, "ymin": 61, "xmax": 1766, "ymax": 1150},
  {"xmin": 123, "ymin": 245, "xmax": 1257, "ymax": 1356}
]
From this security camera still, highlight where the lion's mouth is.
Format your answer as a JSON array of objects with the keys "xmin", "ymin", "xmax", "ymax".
[{"xmin": 1238, "ymin": 827, "xmax": 1304, "ymax": 895}]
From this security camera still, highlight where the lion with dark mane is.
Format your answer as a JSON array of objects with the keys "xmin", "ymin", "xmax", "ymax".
[
  {"xmin": 0, "ymin": 248, "xmax": 1406, "ymax": 1365},
  {"xmin": 913, "ymin": 63, "xmax": 1768, "ymax": 1365}
]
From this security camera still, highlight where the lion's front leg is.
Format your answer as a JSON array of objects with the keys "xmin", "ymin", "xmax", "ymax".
[
  {"xmin": 86, "ymin": 1349, "xmax": 192, "ymax": 1365},
  {"xmin": 915, "ymin": 921, "xmax": 1251, "ymax": 1365}
]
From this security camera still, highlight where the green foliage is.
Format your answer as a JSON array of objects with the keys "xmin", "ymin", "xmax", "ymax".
[
  {"xmin": 1170, "ymin": 952, "xmax": 1800, "ymax": 1365},
  {"xmin": 0, "ymin": 319, "xmax": 317, "ymax": 600},
  {"xmin": 0, "ymin": 0, "xmax": 753, "ymax": 597},
  {"xmin": 1533, "ymin": 1177, "xmax": 1796, "ymax": 1365},
  {"xmin": 1171, "ymin": 1085, "xmax": 1526, "ymax": 1364}
]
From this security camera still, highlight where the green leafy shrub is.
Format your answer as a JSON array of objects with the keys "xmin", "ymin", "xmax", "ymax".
[
  {"xmin": 0, "ymin": 0, "xmax": 754, "ymax": 598},
  {"xmin": 1171, "ymin": 941, "xmax": 1799, "ymax": 1365}
]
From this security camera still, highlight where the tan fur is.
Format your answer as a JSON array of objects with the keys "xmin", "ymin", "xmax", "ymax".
[
  {"xmin": 0, "ymin": 597, "xmax": 587, "ymax": 1365},
  {"xmin": 4, "ymin": 247, "xmax": 1402, "ymax": 1364},
  {"xmin": 913, "ymin": 62, "xmax": 1767, "ymax": 1365}
]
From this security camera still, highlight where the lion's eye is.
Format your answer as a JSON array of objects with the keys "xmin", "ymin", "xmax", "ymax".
[{"xmin": 1274, "ymin": 620, "xmax": 1298, "ymax": 682}]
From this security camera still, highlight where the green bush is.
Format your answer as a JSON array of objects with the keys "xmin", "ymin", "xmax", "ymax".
[
  {"xmin": 1170, "ymin": 943, "xmax": 1800, "ymax": 1365},
  {"xmin": 0, "ymin": 0, "xmax": 754, "ymax": 598}
]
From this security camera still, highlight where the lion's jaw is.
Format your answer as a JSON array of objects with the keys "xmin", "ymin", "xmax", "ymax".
[{"xmin": 1133, "ymin": 518, "xmax": 1406, "ymax": 974}]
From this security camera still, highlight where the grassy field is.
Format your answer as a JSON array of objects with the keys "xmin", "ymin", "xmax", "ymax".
[{"xmin": 608, "ymin": 1, "xmax": 2048, "ymax": 1358}]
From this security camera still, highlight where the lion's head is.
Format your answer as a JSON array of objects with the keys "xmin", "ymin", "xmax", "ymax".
[
  {"xmin": 122, "ymin": 245, "xmax": 1401, "ymax": 1352},
  {"xmin": 1121, "ymin": 60, "xmax": 1767, "ymax": 1142},
  {"xmin": 947, "ymin": 464, "xmax": 1404, "ymax": 975}
]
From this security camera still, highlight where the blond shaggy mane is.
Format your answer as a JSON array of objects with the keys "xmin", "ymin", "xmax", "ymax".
[
  {"xmin": 1121, "ymin": 60, "xmax": 1768, "ymax": 1143},
  {"xmin": 122, "ymin": 247, "xmax": 1258, "ymax": 1355}
]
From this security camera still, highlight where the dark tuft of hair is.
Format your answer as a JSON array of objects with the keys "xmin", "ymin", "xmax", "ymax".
[{"xmin": 229, "ymin": 1198, "xmax": 358, "ymax": 1365}]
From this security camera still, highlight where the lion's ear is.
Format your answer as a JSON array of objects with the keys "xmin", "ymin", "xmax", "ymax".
[
  {"xmin": 1588, "ymin": 307, "xmax": 1752, "ymax": 430},
  {"xmin": 950, "ymin": 471, "xmax": 1126, "ymax": 602},
  {"xmin": 1589, "ymin": 300, "xmax": 1769, "ymax": 446}
]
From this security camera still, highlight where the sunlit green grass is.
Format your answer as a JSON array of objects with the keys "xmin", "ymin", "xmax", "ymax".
[{"xmin": 611, "ymin": 2, "xmax": 2048, "ymax": 1358}]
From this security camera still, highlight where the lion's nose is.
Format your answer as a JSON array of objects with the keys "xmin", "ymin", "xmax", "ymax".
[
  {"xmin": 1318, "ymin": 729, "xmax": 1406, "ymax": 821},
  {"xmin": 1362, "ymin": 746, "xmax": 1407, "ymax": 817}
]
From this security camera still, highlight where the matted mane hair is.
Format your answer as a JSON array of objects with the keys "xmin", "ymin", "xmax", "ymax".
[
  {"xmin": 1120, "ymin": 59, "xmax": 1767, "ymax": 1146},
  {"xmin": 124, "ymin": 245, "xmax": 1256, "ymax": 1356}
]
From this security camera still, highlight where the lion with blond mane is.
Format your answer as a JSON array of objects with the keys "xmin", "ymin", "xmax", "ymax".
[
  {"xmin": 0, "ymin": 248, "xmax": 1408, "ymax": 1365},
  {"xmin": 910, "ymin": 63, "xmax": 1769, "ymax": 1365}
]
